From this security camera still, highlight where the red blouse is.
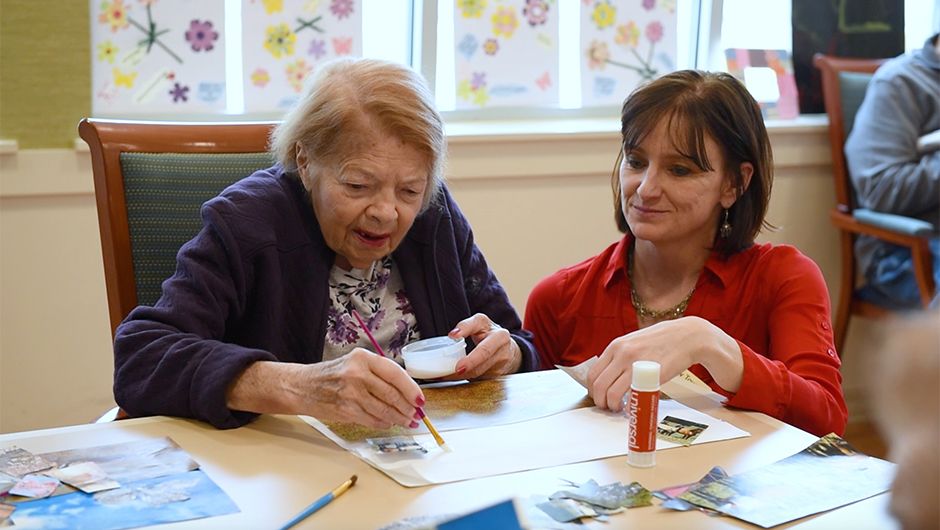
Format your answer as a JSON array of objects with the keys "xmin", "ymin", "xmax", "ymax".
[{"xmin": 525, "ymin": 235, "xmax": 847, "ymax": 437}]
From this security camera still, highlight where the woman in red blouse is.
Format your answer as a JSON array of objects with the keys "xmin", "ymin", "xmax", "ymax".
[{"xmin": 525, "ymin": 71, "xmax": 846, "ymax": 437}]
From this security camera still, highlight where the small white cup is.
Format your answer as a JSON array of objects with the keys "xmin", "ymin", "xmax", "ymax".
[{"xmin": 401, "ymin": 336, "xmax": 467, "ymax": 379}]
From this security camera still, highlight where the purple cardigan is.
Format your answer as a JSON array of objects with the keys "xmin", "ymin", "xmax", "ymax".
[{"xmin": 113, "ymin": 166, "xmax": 538, "ymax": 428}]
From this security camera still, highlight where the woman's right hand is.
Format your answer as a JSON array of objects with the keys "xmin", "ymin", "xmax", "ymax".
[
  {"xmin": 300, "ymin": 349, "xmax": 426, "ymax": 429},
  {"xmin": 227, "ymin": 349, "xmax": 425, "ymax": 430}
]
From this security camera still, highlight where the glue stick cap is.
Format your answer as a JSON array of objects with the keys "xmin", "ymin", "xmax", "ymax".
[
  {"xmin": 628, "ymin": 448, "xmax": 656, "ymax": 468},
  {"xmin": 631, "ymin": 361, "xmax": 661, "ymax": 391}
]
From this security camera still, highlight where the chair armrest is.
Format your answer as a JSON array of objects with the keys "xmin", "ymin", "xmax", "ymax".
[
  {"xmin": 94, "ymin": 406, "xmax": 129, "ymax": 423},
  {"xmin": 831, "ymin": 210, "xmax": 934, "ymax": 248},
  {"xmin": 853, "ymin": 209, "xmax": 936, "ymax": 237}
]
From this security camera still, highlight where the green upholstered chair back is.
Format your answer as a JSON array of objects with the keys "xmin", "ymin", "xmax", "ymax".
[
  {"xmin": 78, "ymin": 119, "xmax": 279, "ymax": 337},
  {"xmin": 120, "ymin": 152, "xmax": 274, "ymax": 307},
  {"xmin": 838, "ymin": 71, "xmax": 874, "ymax": 141},
  {"xmin": 836, "ymin": 71, "xmax": 874, "ymax": 210}
]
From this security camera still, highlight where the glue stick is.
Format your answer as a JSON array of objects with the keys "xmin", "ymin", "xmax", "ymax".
[{"xmin": 627, "ymin": 360, "xmax": 660, "ymax": 468}]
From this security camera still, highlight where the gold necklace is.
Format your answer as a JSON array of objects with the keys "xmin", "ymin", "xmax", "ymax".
[{"xmin": 628, "ymin": 246, "xmax": 696, "ymax": 321}]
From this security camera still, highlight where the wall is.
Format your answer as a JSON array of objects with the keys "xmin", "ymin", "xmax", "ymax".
[
  {"xmin": 0, "ymin": 0, "xmax": 90, "ymax": 148},
  {"xmin": 1, "ymin": 117, "xmax": 880, "ymax": 434}
]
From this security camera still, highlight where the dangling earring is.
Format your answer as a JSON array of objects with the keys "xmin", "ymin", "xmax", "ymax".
[{"xmin": 720, "ymin": 208, "xmax": 732, "ymax": 239}]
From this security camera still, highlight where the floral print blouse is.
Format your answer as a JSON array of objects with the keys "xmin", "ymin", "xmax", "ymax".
[{"xmin": 323, "ymin": 255, "xmax": 420, "ymax": 364}]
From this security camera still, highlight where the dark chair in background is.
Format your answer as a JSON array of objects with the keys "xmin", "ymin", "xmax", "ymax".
[
  {"xmin": 813, "ymin": 55, "xmax": 936, "ymax": 354},
  {"xmin": 79, "ymin": 119, "xmax": 277, "ymax": 422}
]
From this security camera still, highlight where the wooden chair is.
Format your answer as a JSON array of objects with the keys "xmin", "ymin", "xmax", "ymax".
[
  {"xmin": 79, "ymin": 119, "xmax": 278, "ymax": 421},
  {"xmin": 79, "ymin": 119, "xmax": 278, "ymax": 337},
  {"xmin": 812, "ymin": 55, "xmax": 936, "ymax": 353}
]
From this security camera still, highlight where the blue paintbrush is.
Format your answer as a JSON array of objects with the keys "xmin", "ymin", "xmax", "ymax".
[{"xmin": 278, "ymin": 474, "xmax": 357, "ymax": 530}]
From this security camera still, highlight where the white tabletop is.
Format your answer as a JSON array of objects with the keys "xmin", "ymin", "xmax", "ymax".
[{"xmin": 0, "ymin": 372, "xmax": 897, "ymax": 530}]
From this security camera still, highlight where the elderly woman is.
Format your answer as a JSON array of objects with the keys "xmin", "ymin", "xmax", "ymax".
[
  {"xmin": 525, "ymin": 71, "xmax": 846, "ymax": 437},
  {"xmin": 113, "ymin": 58, "xmax": 537, "ymax": 430}
]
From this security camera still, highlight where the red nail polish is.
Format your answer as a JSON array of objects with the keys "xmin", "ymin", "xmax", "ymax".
[
  {"xmin": 416, "ymin": 395, "xmax": 425, "ymax": 407},
  {"xmin": 449, "ymin": 328, "xmax": 460, "ymax": 335},
  {"xmin": 415, "ymin": 408, "xmax": 426, "ymax": 419},
  {"xmin": 456, "ymin": 366, "xmax": 467, "ymax": 375},
  {"xmin": 409, "ymin": 421, "xmax": 419, "ymax": 429}
]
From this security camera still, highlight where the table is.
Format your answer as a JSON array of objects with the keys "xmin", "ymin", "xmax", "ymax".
[{"xmin": 0, "ymin": 371, "xmax": 896, "ymax": 530}]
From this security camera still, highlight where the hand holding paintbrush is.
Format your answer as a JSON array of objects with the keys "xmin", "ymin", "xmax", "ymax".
[{"xmin": 351, "ymin": 310, "xmax": 449, "ymax": 449}]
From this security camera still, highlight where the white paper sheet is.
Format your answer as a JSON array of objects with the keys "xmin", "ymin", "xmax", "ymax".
[{"xmin": 302, "ymin": 397, "xmax": 749, "ymax": 487}]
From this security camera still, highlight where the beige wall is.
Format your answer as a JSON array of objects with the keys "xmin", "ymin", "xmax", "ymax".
[{"xmin": 0, "ymin": 119, "xmax": 875, "ymax": 434}]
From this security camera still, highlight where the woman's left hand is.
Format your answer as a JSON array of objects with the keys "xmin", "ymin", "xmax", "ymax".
[
  {"xmin": 587, "ymin": 316, "xmax": 743, "ymax": 411},
  {"xmin": 446, "ymin": 313, "xmax": 522, "ymax": 379}
]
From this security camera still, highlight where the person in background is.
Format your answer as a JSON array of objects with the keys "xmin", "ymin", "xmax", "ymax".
[
  {"xmin": 869, "ymin": 310, "xmax": 939, "ymax": 530},
  {"xmin": 844, "ymin": 33, "xmax": 940, "ymax": 308},
  {"xmin": 525, "ymin": 70, "xmax": 846, "ymax": 437},
  {"xmin": 113, "ymin": 58, "xmax": 537, "ymax": 430}
]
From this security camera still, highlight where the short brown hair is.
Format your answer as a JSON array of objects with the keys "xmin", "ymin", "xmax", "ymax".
[
  {"xmin": 611, "ymin": 70, "xmax": 773, "ymax": 256},
  {"xmin": 270, "ymin": 58, "xmax": 446, "ymax": 211}
]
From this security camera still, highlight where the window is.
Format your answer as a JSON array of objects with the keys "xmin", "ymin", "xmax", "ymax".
[{"xmin": 90, "ymin": 0, "xmax": 938, "ymax": 120}]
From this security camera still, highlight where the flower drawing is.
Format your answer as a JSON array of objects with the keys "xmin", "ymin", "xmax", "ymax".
[
  {"xmin": 97, "ymin": 41, "xmax": 119, "ymax": 63},
  {"xmin": 615, "ymin": 22, "xmax": 640, "ymax": 47},
  {"xmin": 457, "ymin": 0, "xmax": 487, "ymax": 19},
  {"xmin": 587, "ymin": 40, "xmax": 610, "ymax": 70},
  {"xmin": 591, "ymin": 1, "xmax": 616, "ymax": 30},
  {"xmin": 645, "ymin": 21, "xmax": 663, "ymax": 44},
  {"xmin": 470, "ymin": 71, "xmax": 486, "ymax": 90},
  {"xmin": 286, "ymin": 59, "xmax": 313, "ymax": 92},
  {"xmin": 308, "ymin": 39, "xmax": 326, "ymax": 59},
  {"xmin": 330, "ymin": 0, "xmax": 354, "ymax": 19},
  {"xmin": 457, "ymin": 74, "xmax": 489, "ymax": 107},
  {"xmin": 99, "ymin": 0, "xmax": 184, "ymax": 63},
  {"xmin": 491, "ymin": 6, "xmax": 518, "ymax": 38},
  {"xmin": 642, "ymin": 0, "xmax": 656, "ymax": 10},
  {"xmin": 523, "ymin": 0, "xmax": 549, "ymax": 27},
  {"xmin": 586, "ymin": 17, "xmax": 662, "ymax": 81},
  {"xmin": 457, "ymin": 33, "xmax": 479, "ymax": 60},
  {"xmin": 169, "ymin": 82, "xmax": 189, "ymax": 102},
  {"xmin": 264, "ymin": 23, "xmax": 297, "ymax": 58},
  {"xmin": 251, "ymin": 68, "xmax": 270, "ymax": 87},
  {"xmin": 262, "ymin": 0, "xmax": 283, "ymax": 14},
  {"xmin": 98, "ymin": 0, "xmax": 130, "ymax": 32},
  {"xmin": 483, "ymin": 38, "xmax": 499, "ymax": 55},
  {"xmin": 185, "ymin": 20, "xmax": 219, "ymax": 52}
]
